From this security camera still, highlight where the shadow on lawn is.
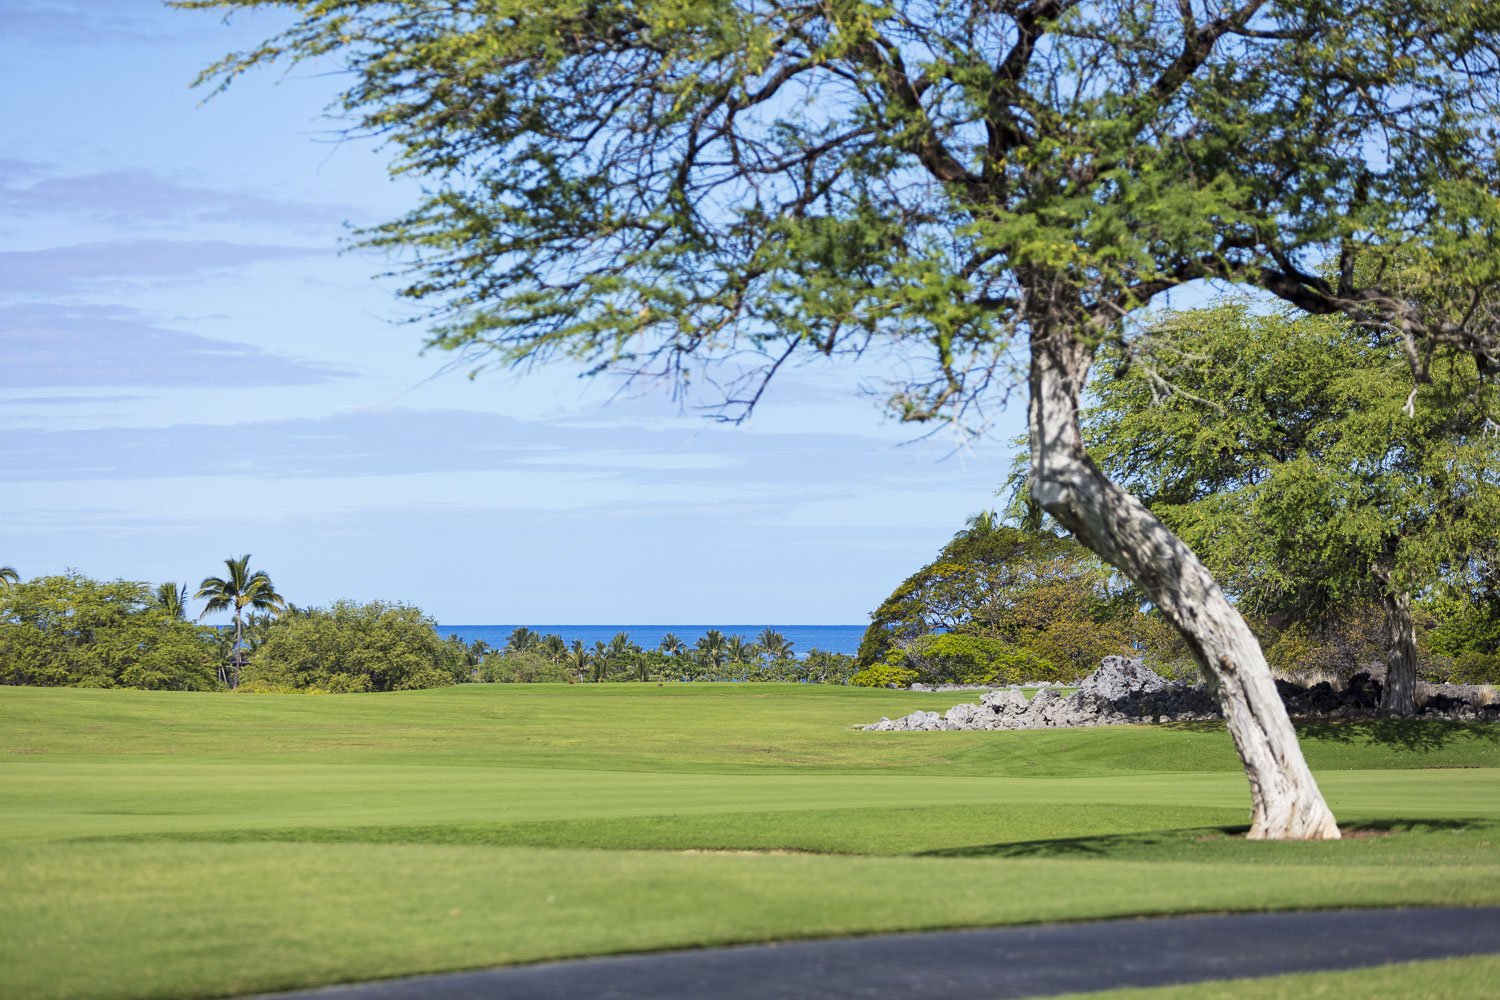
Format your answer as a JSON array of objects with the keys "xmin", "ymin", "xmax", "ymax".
[
  {"xmin": 916, "ymin": 818, "xmax": 1479, "ymax": 859},
  {"xmin": 1157, "ymin": 718, "xmax": 1499, "ymax": 753},
  {"xmin": 1295, "ymin": 718, "xmax": 1500, "ymax": 752}
]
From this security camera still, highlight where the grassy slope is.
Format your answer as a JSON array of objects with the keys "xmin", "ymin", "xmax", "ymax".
[{"xmin": 1, "ymin": 683, "xmax": 1498, "ymax": 1000}]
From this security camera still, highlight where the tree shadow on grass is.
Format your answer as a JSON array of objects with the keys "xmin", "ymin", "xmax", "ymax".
[
  {"xmin": 1154, "ymin": 718, "xmax": 1499, "ymax": 753},
  {"xmin": 1294, "ymin": 718, "xmax": 1500, "ymax": 752},
  {"xmin": 916, "ymin": 818, "xmax": 1480, "ymax": 860}
]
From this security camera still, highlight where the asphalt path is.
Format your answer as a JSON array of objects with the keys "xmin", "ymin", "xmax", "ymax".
[{"xmin": 251, "ymin": 907, "xmax": 1500, "ymax": 1000}]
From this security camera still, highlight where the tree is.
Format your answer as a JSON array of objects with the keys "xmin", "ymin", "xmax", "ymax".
[
  {"xmin": 506, "ymin": 626, "xmax": 541, "ymax": 654},
  {"xmin": 859, "ymin": 512, "xmax": 1154, "ymax": 680},
  {"xmin": 658, "ymin": 632, "xmax": 687, "ymax": 658},
  {"xmin": 153, "ymin": 581, "xmax": 191, "ymax": 620},
  {"xmin": 241, "ymin": 600, "xmax": 468, "ymax": 692},
  {"xmin": 539, "ymin": 632, "xmax": 569, "ymax": 664},
  {"xmin": 0, "ymin": 573, "xmax": 217, "ymax": 690},
  {"xmin": 756, "ymin": 628, "xmax": 795, "ymax": 664},
  {"xmin": 196, "ymin": 554, "xmax": 285, "ymax": 689},
  {"xmin": 185, "ymin": 0, "xmax": 1500, "ymax": 837},
  {"xmin": 695, "ymin": 629, "xmax": 729, "ymax": 675},
  {"xmin": 568, "ymin": 639, "xmax": 591, "ymax": 682},
  {"xmin": 1085, "ymin": 303, "xmax": 1500, "ymax": 715},
  {"xmin": 0, "ymin": 566, "xmax": 18, "ymax": 591}
]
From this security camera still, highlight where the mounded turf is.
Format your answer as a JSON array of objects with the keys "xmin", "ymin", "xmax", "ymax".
[{"xmin": 2, "ymin": 682, "xmax": 1497, "ymax": 999}]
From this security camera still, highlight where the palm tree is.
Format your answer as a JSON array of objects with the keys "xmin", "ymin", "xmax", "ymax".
[
  {"xmin": 696, "ymin": 629, "xmax": 728, "ymax": 676},
  {"xmin": 153, "ymin": 581, "xmax": 190, "ymax": 620},
  {"xmin": 726, "ymin": 634, "xmax": 751, "ymax": 669},
  {"xmin": 568, "ymin": 639, "xmax": 590, "ymax": 682},
  {"xmin": 658, "ymin": 632, "xmax": 686, "ymax": 658},
  {"xmin": 756, "ymin": 627, "xmax": 795, "ymax": 663},
  {"xmin": 196, "ymin": 554, "xmax": 285, "ymax": 689},
  {"xmin": 0, "ymin": 565, "xmax": 18, "ymax": 591},
  {"xmin": 540, "ymin": 633, "xmax": 568, "ymax": 664},
  {"xmin": 506, "ymin": 626, "xmax": 541, "ymax": 654}
]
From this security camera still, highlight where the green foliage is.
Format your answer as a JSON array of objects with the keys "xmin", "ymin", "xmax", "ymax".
[
  {"xmin": 850, "ymin": 663, "xmax": 921, "ymax": 689},
  {"xmin": 0, "ymin": 573, "xmax": 217, "ymax": 690},
  {"xmin": 241, "ymin": 600, "xmax": 467, "ymax": 693},
  {"xmin": 181, "ymin": 0, "xmax": 1500, "ymax": 426},
  {"xmin": 480, "ymin": 650, "xmax": 574, "ymax": 684},
  {"xmin": 860, "ymin": 513, "xmax": 1152, "ymax": 682},
  {"xmin": 1087, "ymin": 303, "xmax": 1500, "ymax": 619}
]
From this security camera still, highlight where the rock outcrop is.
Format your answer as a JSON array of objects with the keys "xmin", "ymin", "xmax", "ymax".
[{"xmin": 863, "ymin": 657, "xmax": 1499, "ymax": 731}]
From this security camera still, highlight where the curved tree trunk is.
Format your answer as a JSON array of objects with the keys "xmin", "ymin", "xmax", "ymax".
[
  {"xmin": 1026, "ymin": 327, "xmax": 1340, "ymax": 840},
  {"xmin": 1380, "ymin": 591, "xmax": 1418, "ymax": 717}
]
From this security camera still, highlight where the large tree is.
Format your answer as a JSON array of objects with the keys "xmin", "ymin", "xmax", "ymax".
[
  {"xmin": 183, "ymin": 0, "xmax": 1500, "ymax": 838},
  {"xmin": 1085, "ymin": 303, "xmax": 1500, "ymax": 715}
]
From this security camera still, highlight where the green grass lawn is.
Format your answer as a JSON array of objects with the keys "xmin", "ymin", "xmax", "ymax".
[{"xmin": 2, "ymin": 682, "xmax": 1498, "ymax": 999}]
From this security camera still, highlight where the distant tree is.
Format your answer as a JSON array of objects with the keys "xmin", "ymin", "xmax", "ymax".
[
  {"xmin": 506, "ymin": 626, "xmax": 541, "ymax": 655},
  {"xmin": 1085, "ymin": 304, "xmax": 1500, "ymax": 714},
  {"xmin": 0, "ymin": 573, "xmax": 217, "ymax": 690},
  {"xmin": 859, "ymin": 513, "xmax": 1152, "ymax": 682},
  {"xmin": 153, "ymin": 581, "xmax": 190, "ymax": 620},
  {"xmin": 568, "ymin": 639, "xmax": 590, "ymax": 683},
  {"xmin": 725, "ymin": 634, "xmax": 753, "ymax": 671},
  {"xmin": 196, "ymin": 554, "xmax": 285, "ymax": 689},
  {"xmin": 756, "ymin": 628, "xmax": 795, "ymax": 665},
  {"xmin": 695, "ymin": 630, "xmax": 728, "ymax": 675},
  {"xmin": 0, "ymin": 566, "xmax": 18, "ymax": 591},
  {"xmin": 658, "ymin": 633, "xmax": 686, "ymax": 658},
  {"xmin": 590, "ymin": 640, "xmax": 609, "ymax": 683},
  {"xmin": 241, "ymin": 600, "xmax": 466, "ymax": 692},
  {"xmin": 539, "ymin": 633, "xmax": 568, "ymax": 664}
]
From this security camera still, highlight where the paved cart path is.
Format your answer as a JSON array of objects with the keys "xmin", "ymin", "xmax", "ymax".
[{"xmin": 250, "ymin": 907, "xmax": 1500, "ymax": 1000}]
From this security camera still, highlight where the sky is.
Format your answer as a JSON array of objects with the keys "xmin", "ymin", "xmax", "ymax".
[{"xmin": 0, "ymin": 0, "xmax": 1034, "ymax": 625}]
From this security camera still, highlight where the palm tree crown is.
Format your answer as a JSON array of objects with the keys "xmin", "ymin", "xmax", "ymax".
[
  {"xmin": 153, "ymin": 581, "xmax": 190, "ymax": 620},
  {"xmin": 0, "ymin": 565, "xmax": 18, "ymax": 591}
]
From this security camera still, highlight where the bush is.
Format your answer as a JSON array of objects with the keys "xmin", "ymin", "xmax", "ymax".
[
  {"xmin": 480, "ymin": 650, "xmax": 573, "ymax": 683},
  {"xmin": 851, "ymin": 663, "xmax": 920, "ymax": 688},
  {"xmin": 0, "ymin": 574, "xmax": 217, "ymax": 690},
  {"xmin": 241, "ymin": 600, "xmax": 467, "ymax": 692}
]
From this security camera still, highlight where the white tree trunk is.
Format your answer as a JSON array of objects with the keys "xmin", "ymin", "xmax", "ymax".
[
  {"xmin": 1380, "ymin": 591, "xmax": 1418, "ymax": 717},
  {"xmin": 1026, "ymin": 328, "xmax": 1340, "ymax": 840}
]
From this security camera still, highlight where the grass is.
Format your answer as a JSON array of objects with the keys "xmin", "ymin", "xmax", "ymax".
[
  {"xmin": 1, "ymin": 682, "xmax": 1498, "ymax": 999},
  {"xmin": 1056, "ymin": 955, "xmax": 1500, "ymax": 999}
]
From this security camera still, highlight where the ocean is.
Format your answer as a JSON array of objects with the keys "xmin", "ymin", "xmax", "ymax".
[{"xmin": 436, "ymin": 624, "xmax": 867, "ymax": 657}]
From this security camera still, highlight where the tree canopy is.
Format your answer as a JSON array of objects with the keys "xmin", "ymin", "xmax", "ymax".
[
  {"xmin": 0, "ymin": 574, "xmax": 218, "ymax": 690},
  {"xmin": 241, "ymin": 600, "xmax": 469, "ymax": 692},
  {"xmin": 1084, "ymin": 302, "xmax": 1500, "ymax": 711},
  {"xmin": 857, "ymin": 512, "xmax": 1175, "ymax": 682}
]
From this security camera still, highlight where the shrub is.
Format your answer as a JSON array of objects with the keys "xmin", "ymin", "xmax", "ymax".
[
  {"xmin": 480, "ymin": 650, "xmax": 572, "ymax": 683},
  {"xmin": 0, "ymin": 573, "xmax": 217, "ymax": 690},
  {"xmin": 241, "ymin": 600, "xmax": 467, "ymax": 692},
  {"xmin": 851, "ymin": 663, "xmax": 920, "ymax": 688}
]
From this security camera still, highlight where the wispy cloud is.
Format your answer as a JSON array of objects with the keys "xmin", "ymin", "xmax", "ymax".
[
  {"xmin": 0, "ymin": 167, "xmax": 359, "ymax": 230},
  {"xmin": 0, "ymin": 405, "xmax": 987, "ymax": 491},
  {"xmin": 0, "ymin": 303, "xmax": 350, "ymax": 389},
  {"xmin": 0, "ymin": 2, "xmax": 184, "ymax": 45},
  {"xmin": 0, "ymin": 240, "xmax": 325, "ymax": 295}
]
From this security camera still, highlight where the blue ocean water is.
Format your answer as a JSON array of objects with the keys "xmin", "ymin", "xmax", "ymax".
[{"xmin": 436, "ymin": 624, "xmax": 866, "ymax": 657}]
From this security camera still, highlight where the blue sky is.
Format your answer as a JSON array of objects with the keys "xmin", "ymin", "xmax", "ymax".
[{"xmin": 0, "ymin": 0, "xmax": 1029, "ymax": 624}]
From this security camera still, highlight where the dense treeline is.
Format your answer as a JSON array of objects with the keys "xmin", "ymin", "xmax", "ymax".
[
  {"xmin": 0, "ymin": 574, "xmax": 218, "ymax": 690},
  {"xmin": 470, "ymin": 626, "xmax": 857, "ymax": 685},
  {"xmin": 0, "ymin": 566, "xmax": 856, "ymax": 691}
]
